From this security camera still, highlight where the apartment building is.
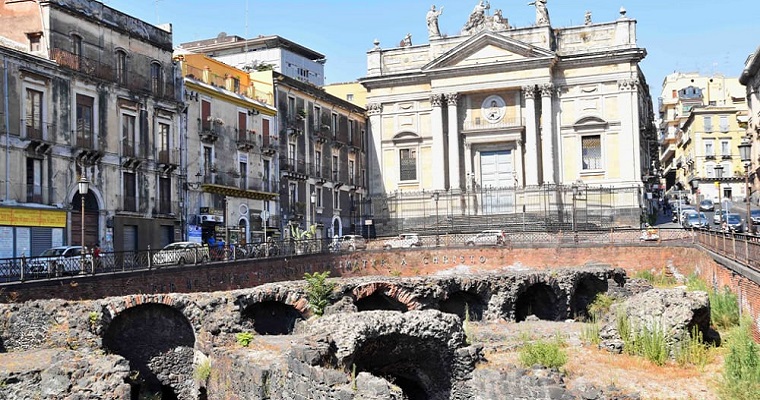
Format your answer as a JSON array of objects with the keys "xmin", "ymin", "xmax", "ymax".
[
  {"xmin": 0, "ymin": 0, "xmax": 182, "ymax": 255},
  {"xmin": 740, "ymin": 46, "xmax": 760, "ymax": 204}
]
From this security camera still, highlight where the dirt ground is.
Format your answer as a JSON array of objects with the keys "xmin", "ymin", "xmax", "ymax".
[{"xmin": 471, "ymin": 319, "xmax": 723, "ymax": 400}]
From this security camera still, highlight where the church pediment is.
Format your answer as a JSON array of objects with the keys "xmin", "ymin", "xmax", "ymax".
[{"xmin": 422, "ymin": 32, "xmax": 555, "ymax": 72}]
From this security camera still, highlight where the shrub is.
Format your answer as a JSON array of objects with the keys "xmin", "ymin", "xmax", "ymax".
[
  {"xmin": 304, "ymin": 271, "xmax": 336, "ymax": 317},
  {"xmin": 720, "ymin": 321, "xmax": 760, "ymax": 399},
  {"xmin": 617, "ymin": 311, "xmax": 668, "ymax": 366},
  {"xmin": 633, "ymin": 269, "xmax": 677, "ymax": 287},
  {"xmin": 236, "ymin": 331, "xmax": 255, "ymax": 347},
  {"xmin": 193, "ymin": 358, "xmax": 211, "ymax": 382},
  {"xmin": 518, "ymin": 334, "xmax": 567, "ymax": 369},
  {"xmin": 711, "ymin": 286, "xmax": 740, "ymax": 330},
  {"xmin": 674, "ymin": 326, "xmax": 712, "ymax": 368},
  {"xmin": 587, "ymin": 293, "xmax": 615, "ymax": 320}
]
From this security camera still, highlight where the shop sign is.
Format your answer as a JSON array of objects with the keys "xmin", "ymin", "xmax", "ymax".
[{"xmin": 0, "ymin": 207, "xmax": 67, "ymax": 227}]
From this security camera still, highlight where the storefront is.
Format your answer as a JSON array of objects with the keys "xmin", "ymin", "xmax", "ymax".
[{"xmin": 0, "ymin": 206, "xmax": 67, "ymax": 258}]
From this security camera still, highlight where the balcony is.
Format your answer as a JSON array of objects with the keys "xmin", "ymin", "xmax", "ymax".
[
  {"xmin": 462, "ymin": 117, "xmax": 523, "ymax": 131},
  {"xmin": 261, "ymin": 135, "xmax": 278, "ymax": 155},
  {"xmin": 24, "ymin": 121, "xmax": 53, "ymax": 156},
  {"xmin": 280, "ymin": 157, "xmax": 308, "ymax": 180},
  {"xmin": 73, "ymin": 126, "xmax": 102, "ymax": 164},
  {"xmin": 237, "ymin": 129, "xmax": 258, "ymax": 151},
  {"xmin": 51, "ymin": 48, "xmax": 113, "ymax": 81},
  {"xmin": 157, "ymin": 149, "xmax": 179, "ymax": 173},
  {"xmin": 199, "ymin": 119, "xmax": 221, "ymax": 143}
]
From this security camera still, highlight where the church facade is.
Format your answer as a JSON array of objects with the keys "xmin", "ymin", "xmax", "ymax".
[{"xmin": 360, "ymin": 5, "xmax": 655, "ymax": 230}]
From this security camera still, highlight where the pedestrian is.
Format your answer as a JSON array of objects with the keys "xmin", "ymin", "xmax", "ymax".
[{"xmin": 92, "ymin": 242, "xmax": 101, "ymax": 272}]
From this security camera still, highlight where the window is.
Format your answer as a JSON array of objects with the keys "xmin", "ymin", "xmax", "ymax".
[
  {"xmin": 75, "ymin": 94, "xmax": 93, "ymax": 148},
  {"xmin": 157, "ymin": 122, "xmax": 170, "ymax": 163},
  {"xmin": 332, "ymin": 155, "xmax": 339, "ymax": 181},
  {"xmin": 721, "ymin": 141, "xmax": 730, "ymax": 157},
  {"xmin": 27, "ymin": 32, "xmax": 41, "ymax": 52},
  {"xmin": 263, "ymin": 159, "xmax": 270, "ymax": 182},
  {"xmin": 399, "ymin": 148, "xmax": 417, "ymax": 181},
  {"xmin": 331, "ymin": 113, "xmax": 338, "ymax": 136},
  {"xmin": 123, "ymin": 172, "xmax": 136, "ymax": 212},
  {"xmin": 581, "ymin": 135, "xmax": 602, "ymax": 170},
  {"xmin": 201, "ymin": 99, "xmax": 211, "ymax": 131},
  {"xmin": 287, "ymin": 97, "xmax": 295, "ymax": 119},
  {"xmin": 719, "ymin": 115, "xmax": 729, "ymax": 132},
  {"xmin": 705, "ymin": 141, "xmax": 714, "ymax": 157},
  {"xmin": 203, "ymin": 146, "xmax": 213, "ymax": 180},
  {"xmin": 289, "ymin": 182, "xmax": 297, "ymax": 205},
  {"xmin": 315, "ymin": 150, "xmax": 322, "ymax": 177},
  {"xmin": 288, "ymin": 143, "xmax": 296, "ymax": 164},
  {"xmin": 26, "ymin": 158, "xmax": 42, "ymax": 203},
  {"xmin": 346, "ymin": 93, "xmax": 354, "ymax": 102},
  {"xmin": 159, "ymin": 176, "xmax": 171, "ymax": 214},
  {"xmin": 333, "ymin": 190, "xmax": 340, "ymax": 209},
  {"xmin": 316, "ymin": 187, "xmax": 322, "ymax": 207},
  {"xmin": 706, "ymin": 164, "xmax": 715, "ymax": 178},
  {"xmin": 238, "ymin": 111, "xmax": 247, "ymax": 141},
  {"xmin": 25, "ymin": 89, "xmax": 42, "ymax": 139},
  {"xmin": 348, "ymin": 120, "xmax": 354, "ymax": 144},
  {"xmin": 239, "ymin": 159, "xmax": 248, "ymax": 190},
  {"xmin": 703, "ymin": 116, "xmax": 712, "ymax": 132},
  {"xmin": 122, "ymin": 114, "xmax": 136, "ymax": 157},
  {"xmin": 313, "ymin": 106, "xmax": 321, "ymax": 129},
  {"xmin": 71, "ymin": 34, "xmax": 82, "ymax": 58},
  {"xmin": 151, "ymin": 62, "xmax": 163, "ymax": 95},
  {"xmin": 349, "ymin": 160, "xmax": 355, "ymax": 185},
  {"xmin": 116, "ymin": 50, "xmax": 128, "ymax": 85}
]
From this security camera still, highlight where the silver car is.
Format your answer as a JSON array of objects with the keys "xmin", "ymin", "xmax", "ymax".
[
  {"xmin": 334, "ymin": 235, "xmax": 367, "ymax": 251},
  {"xmin": 383, "ymin": 233, "xmax": 422, "ymax": 249},
  {"xmin": 28, "ymin": 246, "xmax": 92, "ymax": 277},
  {"xmin": 152, "ymin": 242, "xmax": 210, "ymax": 266},
  {"xmin": 465, "ymin": 230, "xmax": 506, "ymax": 246}
]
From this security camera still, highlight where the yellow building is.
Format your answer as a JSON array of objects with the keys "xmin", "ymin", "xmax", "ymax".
[
  {"xmin": 360, "ymin": 6, "xmax": 654, "ymax": 229},
  {"xmin": 324, "ymin": 82, "xmax": 368, "ymax": 109}
]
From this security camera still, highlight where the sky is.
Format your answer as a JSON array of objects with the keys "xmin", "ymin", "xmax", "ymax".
[{"xmin": 104, "ymin": 0, "xmax": 760, "ymax": 97}]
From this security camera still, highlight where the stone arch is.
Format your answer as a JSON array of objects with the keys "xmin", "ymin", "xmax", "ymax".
[
  {"xmin": 514, "ymin": 281, "xmax": 562, "ymax": 322},
  {"xmin": 240, "ymin": 301, "xmax": 305, "ymax": 335},
  {"xmin": 69, "ymin": 186, "xmax": 103, "ymax": 248},
  {"xmin": 330, "ymin": 215, "xmax": 343, "ymax": 238},
  {"xmin": 102, "ymin": 302, "xmax": 195, "ymax": 399},
  {"xmin": 570, "ymin": 273, "xmax": 609, "ymax": 320},
  {"xmin": 352, "ymin": 282, "xmax": 422, "ymax": 312},
  {"xmin": 439, "ymin": 290, "xmax": 485, "ymax": 321},
  {"xmin": 238, "ymin": 216, "xmax": 250, "ymax": 245}
]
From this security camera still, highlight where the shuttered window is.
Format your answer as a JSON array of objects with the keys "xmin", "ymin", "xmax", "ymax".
[
  {"xmin": 399, "ymin": 148, "xmax": 417, "ymax": 181},
  {"xmin": 581, "ymin": 136, "xmax": 601, "ymax": 170}
]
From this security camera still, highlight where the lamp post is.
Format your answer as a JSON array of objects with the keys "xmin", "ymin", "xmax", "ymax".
[
  {"xmin": 571, "ymin": 183, "xmax": 578, "ymax": 232},
  {"xmin": 715, "ymin": 164, "xmax": 724, "ymax": 226},
  {"xmin": 432, "ymin": 191, "xmax": 440, "ymax": 246},
  {"xmin": 78, "ymin": 174, "xmax": 89, "ymax": 274},
  {"xmin": 739, "ymin": 138, "xmax": 752, "ymax": 234},
  {"xmin": 310, "ymin": 191, "xmax": 317, "ymax": 228}
]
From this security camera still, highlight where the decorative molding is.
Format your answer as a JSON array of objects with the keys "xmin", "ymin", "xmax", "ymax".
[
  {"xmin": 522, "ymin": 85, "xmax": 536, "ymax": 100},
  {"xmin": 430, "ymin": 94, "xmax": 444, "ymax": 107},
  {"xmin": 445, "ymin": 93, "xmax": 459, "ymax": 106},
  {"xmin": 366, "ymin": 103, "xmax": 383, "ymax": 116},
  {"xmin": 540, "ymin": 83, "xmax": 554, "ymax": 97},
  {"xmin": 617, "ymin": 78, "xmax": 639, "ymax": 92}
]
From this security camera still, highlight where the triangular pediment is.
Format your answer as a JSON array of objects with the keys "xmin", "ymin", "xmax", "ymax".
[{"xmin": 423, "ymin": 32, "xmax": 555, "ymax": 72}]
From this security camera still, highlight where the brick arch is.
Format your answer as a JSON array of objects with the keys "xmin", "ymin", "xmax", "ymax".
[
  {"xmin": 352, "ymin": 282, "xmax": 423, "ymax": 311},
  {"xmin": 101, "ymin": 294, "xmax": 202, "ymax": 333},
  {"xmin": 236, "ymin": 286, "xmax": 311, "ymax": 316},
  {"xmin": 512, "ymin": 274, "xmax": 566, "ymax": 322}
]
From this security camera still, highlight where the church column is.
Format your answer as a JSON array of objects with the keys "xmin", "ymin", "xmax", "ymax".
[
  {"xmin": 618, "ymin": 78, "xmax": 641, "ymax": 183},
  {"xmin": 523, "ymin": 85, "xmax": 539, "ymax": 186},
  {"xmin": 540, "ymin": 83, "xmax": 556, "ymax": 185},
  {"xmin": 430, "ymin": 94, "xmax": 445, "ymax": 190},
  {"xmin": 446, "ymin": 93, "xmax": 461, "ymax": 190},
  {"xmin": 366, "ymin": 103, "xmax": 383, "ymax": 195}
]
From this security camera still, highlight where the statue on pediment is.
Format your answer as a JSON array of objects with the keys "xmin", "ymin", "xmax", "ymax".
[
  {"xmin": 529, "ymin": 0, "xmax": 550, "ymax": 26},
  {"xmin": 426, "ymin": 5, "xmax": 444, "ymax": 38},
  {"xmin": 488, "ymin": 9, "xmax": 510, "ymax": 31},
  {"xmin": 462, "ymin": 1, "xmax": 490, "ymax": 35}
]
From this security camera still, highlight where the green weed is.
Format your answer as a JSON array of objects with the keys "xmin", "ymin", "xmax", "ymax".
[
  {"xmin": 518, "ymin": 334, "xmax": 568, "ymax": 369},
  {"xmin": 236, "ymin": 331, "xmax": 255, "ymax": 347},
  {"xmin": 194, "ymin": 358, "xmax": 212, "ymax": 382},
  {"xmin": 720, "ymin": 320, "xmax": 760, "ymax": 400},
  {"xmin": 304, "ymin": 271, "xmax": 336, "ymax": 317}
]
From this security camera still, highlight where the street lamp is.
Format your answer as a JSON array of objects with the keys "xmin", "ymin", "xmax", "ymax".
[
  {"xmin": 310, "ymin": 191, "xmax": 317, "ymax": 228},
  {"xmin": 571, "ymin": 183, "xmax": 578, "ymax": 232},
  {"xmin": 432, "ymin": 191, "xmax": 440, "ymax": 246},
  {"xmin": 78, "ymin": 174, "xmax": 89, "ymax": 274},
  {"xmin": 714, "ymin": 164, "xmax": 724, "ymax": 224},
  {"xmin": 739, "ymin": 137, "xmax": 752, "ymax": 233}
]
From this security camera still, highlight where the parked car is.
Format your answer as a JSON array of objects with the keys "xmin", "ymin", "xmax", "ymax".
[
  {"xmin": 465, "ymin": 230, "xmax": 506, "ymax": 246},
  {"xmin": 724, "ymin": 213, "xmax": 744, "ymax": 233},
  {"xmin": 28, "ymin": 246, "xmax": 92, "ymax": 277},
  {"xmin": 383, "ymin": 233, "xmax": 422, "ymax": 249},
  {"xmin": 333, "ymin": 235, "xmax": 367, "ymax": 251},
  {"xmin": 685, "ymin": 212, "xmax": 709, "ymax": 229},
  {"xmin": 699, "ymin": 199, "xmax": 715, "ymax": 212},
  {"xmin": 714, "ymin": 210, "xmax": 729, "ymax": 225},
  {"xmin": 678, "ymin": 206, "xmax": 697, "ymax": 225},
  {"xmin": 672, "ymin": 203, "xmax": 692, "ymax": 223},
  {"xmin": 750, "ymin": 209, "xmax": 760, "ymax": 225},
  {"xmin": 152, "ymin": 242, "xmax": 210, "ymax": 267}
]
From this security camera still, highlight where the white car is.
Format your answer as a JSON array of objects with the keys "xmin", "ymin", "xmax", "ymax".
[
  {"xmin": 152, "ymin": 242, "xmax": 210, "ymax": 267},
  {"xmin": 383, "ymin": 233, "xmax": 422, "ymax": 249},
  {"xmin": 28, "ymin": 246, "xmax": 92, "ymax": 277},
  {"xmin": 465, "ymin": 230, "xmax": 506, "ymax": 246}
]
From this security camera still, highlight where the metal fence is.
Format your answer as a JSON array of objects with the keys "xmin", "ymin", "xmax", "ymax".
[
  {"xmin": 696, "ymin": 229, "xmax": 760, "ymax": 271},
  {"xmin": 367, "ymin": 184, "xmax": 644, "ymax": 237}
]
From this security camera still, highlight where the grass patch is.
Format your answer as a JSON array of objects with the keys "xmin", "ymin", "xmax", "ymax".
[
  {"xmin": 617, "ymin": 311, "xmax": 668, "ymax": 366},
  {"xmin": 711, "ymin": 286, "xmax": 740, "ymax": 331},
  {"xmin": 194, "ymin": 358, "xmax": 211, "ymax": 382},
  {"xmin": 720, "ymin": 320, "xmax": 760, "ymax": 399},
  {"xmin": 581, "ymin": 315, "xmax": 601, "ymax": 346},
  {"xmin": 519, "ymin": 333, "xmax": 568, "ymax": 369},
  {"xmin": 587, "ymin": 293, "xmax": 615, "ymax": 320},
  {"xmin": 674, "ymin": 326, "xmax": 713, "ymax": 369},
  {"xmin": 633, "ymin": 269, "xmax": 678, "ymax": 287}
]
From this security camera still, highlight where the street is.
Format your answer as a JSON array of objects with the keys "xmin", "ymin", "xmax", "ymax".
[{"xmin": 654, "ymin": 200, "xmax": 759, "ymax": 232}]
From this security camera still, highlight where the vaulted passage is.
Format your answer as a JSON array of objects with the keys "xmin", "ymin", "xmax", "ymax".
[
  {"xmin": 514, "ymin": 282, "xmax": 560, "ymax": 322},
  {"xmin": 241, "ymin": 301, "xmax": 304, "ymax": 335},
  {"xmin": 571, "ymin": 275, "xmax": 609, "ymax": 320},
  {"xmin": 439, "ymin": 291, "xmax": 485, "ymax": 321},
  {"xmin": 351, "ymin": 333, "xmax": 452, "ymax": 400},
  {"xmin": 355, "ymin": 292, "xmax": 408, "ymax": 312},
  {"xmin": 102, "ymin": 304, "xmax": 195, "ymax": 399}
]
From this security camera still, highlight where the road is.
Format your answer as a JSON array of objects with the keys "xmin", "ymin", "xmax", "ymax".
[{"xmin": 656, "ymin": 200, "xmax": 759, "ymax": 232}]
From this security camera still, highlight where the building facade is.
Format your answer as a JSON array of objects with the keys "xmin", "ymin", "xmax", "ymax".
[
  {"xmin": 176, "ymin": 52, "xmax": 277, "ymax": 246},
  {"xmin": 0, "ymin": 0, "xmax": 182, "ymax": 254},
  {"xmin": 658, "ymin": 72, "xmax": 748, "ymax": 200},
  {"xmin": 360, "ymin": 6, "xmax": 654, "ymax": 230},
  {"xmin": 740, "ymin": 46, "xmax": 760, "ymax": 204}
]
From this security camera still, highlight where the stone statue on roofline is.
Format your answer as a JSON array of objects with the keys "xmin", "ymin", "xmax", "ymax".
[
  {"xmin": 426, "ymin": 5, "xmax": 444, "ymax": 38},
  {"xmin": 529, "ymin": 0, "xmax": 550, "ymax": 26},
  {"xmin": 461, "ymin": 0, "xmax": 490, "ymax": 35}
]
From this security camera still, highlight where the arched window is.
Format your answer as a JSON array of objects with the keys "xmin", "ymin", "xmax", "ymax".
[
  {"xmin": 115, "ymin": 49, "xmax": 128, "ymax": 85},
  {"xmin": 151, "ymin": 61, "xmax": 163, "ymax": 95},
  {"xmin": 71, "ymin": 34, "xmax": 82, "ymax": 58}
]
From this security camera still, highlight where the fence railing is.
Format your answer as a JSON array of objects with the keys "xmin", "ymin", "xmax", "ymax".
[{"xmin": 0, "ymin": 228, "xmax": 699, "ymax": 285}]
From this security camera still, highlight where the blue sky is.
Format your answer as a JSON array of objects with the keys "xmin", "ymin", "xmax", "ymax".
[{"xmin": 105, "ymin": 0, "xmax": 760, "ymax": 96}]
